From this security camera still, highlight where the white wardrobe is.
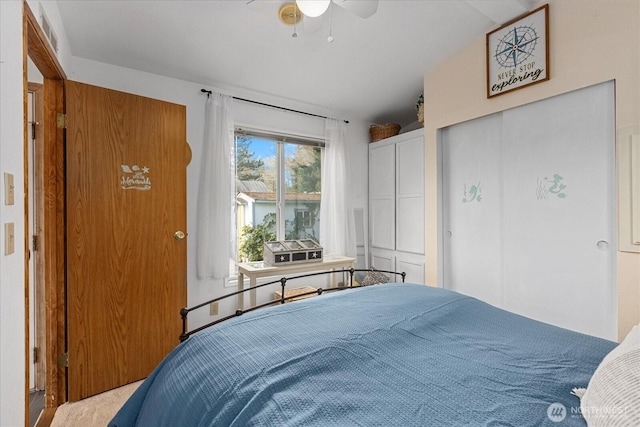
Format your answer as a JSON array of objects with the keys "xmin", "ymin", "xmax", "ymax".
[
  {"xmin": 441, "ymin": 81, "xmax": 616, "ymax": 340},
  {"xmin": 369, "ymin": 128, "xmax": 425, "ymax": 283}
]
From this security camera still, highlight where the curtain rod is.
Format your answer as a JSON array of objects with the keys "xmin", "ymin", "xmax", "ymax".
[{"xmin": 200, "ymin": 89, "xmax": 349, "ymax": 124}]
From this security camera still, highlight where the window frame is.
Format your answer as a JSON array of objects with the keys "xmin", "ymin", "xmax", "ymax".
[
  {"xmin": 234, "ymin": 127, "xmax": 324, "ymax": 268},
  {"xmin": 294, "ymin": 208, "xmax": 313, "ymax": 228}
]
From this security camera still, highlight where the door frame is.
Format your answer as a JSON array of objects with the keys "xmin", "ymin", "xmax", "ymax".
[
  {"xmin": 27, "ymin": 81, "xmax": 46, "ymax": 392},
  {"xmin": 24, "ymin": 1, "xmax": 67, "ymax": 422}
]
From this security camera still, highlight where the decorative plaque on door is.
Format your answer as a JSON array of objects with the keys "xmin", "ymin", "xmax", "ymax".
[{"xmin": 120, "ymin": 164, "xmax": 151, "ymax": 191}]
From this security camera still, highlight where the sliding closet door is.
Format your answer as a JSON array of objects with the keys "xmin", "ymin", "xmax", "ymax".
[
  {"xmin": 442, "ymin": 113, "xmax": 504, "ymax": 308},
  {"xmin": 442, "ymin": 82, "xmax": 616, "ymax": 340},
  {"xmin": 501, "ymin": 81, "xmax": 616, "ymax": 340}
]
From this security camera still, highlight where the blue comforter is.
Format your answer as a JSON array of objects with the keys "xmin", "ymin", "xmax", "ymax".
[{"xmin": 110, "ymin": 284, "xmax": 616, "ymax": 426}]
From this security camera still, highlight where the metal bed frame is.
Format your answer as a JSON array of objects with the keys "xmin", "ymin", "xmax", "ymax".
[{"xmin": 180, "ymin": 268, "xmax": 406, "ymax": 342}]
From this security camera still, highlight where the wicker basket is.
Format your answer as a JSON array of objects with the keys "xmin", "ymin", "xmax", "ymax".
[{"xmin": 369, "ymin": 124, "xmax": 401, "ymax": 142}]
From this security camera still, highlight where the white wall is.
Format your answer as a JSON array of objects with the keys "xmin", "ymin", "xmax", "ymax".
[
  {"xmin": 68, "ymin": 57, "xmax": 371, "ymax": 329},
  {"xmin": 1, "ymin": 1, "xmax": 27, "ymax": 425}
]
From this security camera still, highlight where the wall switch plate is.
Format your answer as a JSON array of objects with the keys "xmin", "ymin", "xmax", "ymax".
[
  {"xmin": 4, "ymin": 173, "xmax": 15, "ymax": 205},
  {"xmin": 209, "ymin": 302, "xmax": 219, "ymax": 316},
  {"xmin": 4, "ymin": 223, "xmax": 15, "ymax": 255}
]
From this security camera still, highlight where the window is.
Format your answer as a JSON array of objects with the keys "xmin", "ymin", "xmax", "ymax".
[
  {"xmin": 295, "ymin": 208, "xmax": 312, "ymax": 228},
  {"xmin": 236, "ymin": 130, "xmax": 323, "ymax": 263}
]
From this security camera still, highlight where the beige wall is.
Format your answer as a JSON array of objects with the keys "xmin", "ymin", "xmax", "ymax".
[{"xmin": 424, "ymin": 0, "xmax": 640, "ymax": 341}]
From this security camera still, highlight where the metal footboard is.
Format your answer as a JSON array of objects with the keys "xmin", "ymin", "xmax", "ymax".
[{"xmin": 179, "ymin": 268, "xmax": 406, "ymax": 342}]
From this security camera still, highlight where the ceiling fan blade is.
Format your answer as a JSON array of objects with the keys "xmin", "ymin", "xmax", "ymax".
[
  {"xmin": 332, "ymin": 0, "xmax": 378, "ymax": 19},
  {"xmin": 246, "ymin": 0, "xmax": 276, "ymax": 13}
]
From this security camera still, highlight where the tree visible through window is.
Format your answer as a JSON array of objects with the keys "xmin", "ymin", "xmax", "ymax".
[
  {"xmin": 236, "ymin": 133, "xmax": 322, "ymax": 262},
  {"xmin": 236, "ymin": 137, "xmax": 264, "ymax": 181}
]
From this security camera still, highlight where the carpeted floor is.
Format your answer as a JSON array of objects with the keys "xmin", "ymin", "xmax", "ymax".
[{"xmin": 50, "ymin": 380, "xmax": 142, "ymax": 427}]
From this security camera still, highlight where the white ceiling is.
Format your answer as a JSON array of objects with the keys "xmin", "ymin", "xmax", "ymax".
[{"xmin": 56, "ymin": 0, "xmax": 533, "ymax": 126}]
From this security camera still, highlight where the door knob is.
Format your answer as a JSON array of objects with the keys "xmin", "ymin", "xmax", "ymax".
[{"xmin": 174, "ymin": 231, "xmax": 186, "ymax": 241}]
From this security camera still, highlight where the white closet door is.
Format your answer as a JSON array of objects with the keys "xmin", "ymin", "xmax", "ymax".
[
  {"xmin": 501, "ymin": 81, "xmax": 616, "ymax": 340},
  {"xmin": 442, "ymin": 82, "xmax": 616, "ymax": 340},
  {"xmin": 369, "ymin": 143, "xmax": 395, "ymax": 250},
  {"xmin": 370, "ymin": 249, "xmax": 395, "ymax": 274},
  {"xmin": 396, "ymin": 137, "xmax": 424, "ymax": 254},
  {"xmin": 442, "ymin": 113, "xmax": 505, "ymax": 308}
]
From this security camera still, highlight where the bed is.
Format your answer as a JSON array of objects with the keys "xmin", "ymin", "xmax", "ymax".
[{"xmin": 109, "ymin": 270, "xmax": 626, "ymax": 427}]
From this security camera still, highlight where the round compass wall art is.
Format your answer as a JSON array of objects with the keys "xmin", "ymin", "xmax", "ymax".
[{"xmin": 486, "ymin": 4, "xmax": 549, "ymax": 98}]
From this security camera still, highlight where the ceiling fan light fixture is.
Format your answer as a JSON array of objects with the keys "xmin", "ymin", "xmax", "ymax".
[
  {"xmin": 279, "ymin": 3, "xmax": 303, "ymax": 26},
  {"xmin": 296, "ymin": 0, "xmax": 330, "ymax": 18}
]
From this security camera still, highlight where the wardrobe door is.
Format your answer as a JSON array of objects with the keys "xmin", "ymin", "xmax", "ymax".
[
  {"xmin": 442, "ymin": 113, "xmax": 504, "ymax": 308},
  {"xmin": 370, "ymin": 249, "xmax": 395, "ymax": 275},
  {"xmin": 396, "ymin": 136, "xmax": 424, "ymax": 254},
  {"xmin": 369, "ymin": 142, "xmax": 396, "ymax": 250},
  {"xmin": 501, "ymin": 81, "xmax": 616, "ymax": 340},
  {"xmin": 442, "ymin": 82, "xmax": 616, "ymax": 340}
]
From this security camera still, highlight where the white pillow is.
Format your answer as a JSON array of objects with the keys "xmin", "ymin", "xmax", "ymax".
[{"xmin": 581, "ymin": 324, "xmax": 640, "ymax": 426}]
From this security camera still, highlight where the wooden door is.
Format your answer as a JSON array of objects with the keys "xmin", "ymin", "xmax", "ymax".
[{"xmin": 65, "ymin": 81, "xmax": 188, "ymax": 401}]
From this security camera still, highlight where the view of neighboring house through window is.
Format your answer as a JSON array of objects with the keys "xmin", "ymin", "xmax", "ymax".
[{"xmin": 236, "ymin": 131, "xmax": 323, "ymax": 263}]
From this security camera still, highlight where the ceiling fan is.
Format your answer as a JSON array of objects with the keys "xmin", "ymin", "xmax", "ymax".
[
  {"xmin": 247, "ymin": 0, "xmax": 378, "ymax": 41},
  {"xmin": 295, "ymin": 0, "xmax": 378, "ymax": 19}
]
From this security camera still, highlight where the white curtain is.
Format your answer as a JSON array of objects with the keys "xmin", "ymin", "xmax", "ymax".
[
  {"xmin": 320, "ymin": 119, "xmax": 356, "ymax": 258},
  {"xmin": 196, "ymin": 93, "xmax": 235, "ymax": 279}
]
